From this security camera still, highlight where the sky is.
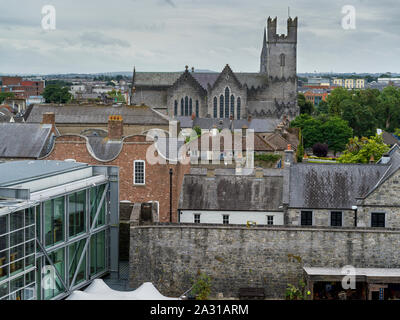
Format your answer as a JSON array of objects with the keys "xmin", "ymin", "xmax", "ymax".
[{"xmin": 0, "ymin": 0, "xmax": 399, "ymax": 75}]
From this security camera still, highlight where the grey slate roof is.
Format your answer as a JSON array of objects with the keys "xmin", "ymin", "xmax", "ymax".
[
  {"xmin": 86, "ymin": 137, "xmax": 123, "ymax": 162},
  {"xmin": 26, "ymin": 105, "xmax": 170, "ymax": 125},
  {"xmin": 179, "ymin": 174, "xmax": 283, "ymax": 211},
  {"xmin": 135, "ymin": 72, "xmax": 269, "ymax": 90},
  {"xmin": 0, "ymin": 123, "xmax": 54, "ymax": 159},
  {"xmin": 289, "ymin": 163, "xmax": 389, "ymax": 209}
]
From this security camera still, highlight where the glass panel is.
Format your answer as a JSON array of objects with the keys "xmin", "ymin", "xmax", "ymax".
[
  {"xmin": 53, "ymin": 197, "xmax": 64, "ymax": 245},
  {"xmin": 0, "ymin": 235, "xmax": 8, "ymax": 252},
  {"xmin": 36, "ymin": 258, "xmax": 42, "ymax": 300},
  {"xmin": 25, "ymin": 207, "xmax": 35, "ymax": 227},
  {"xmin": 25, "ymin": 226, "xmax": 35, "ymax": 242},
  {"xmin": 219, "ymin": 95, "xmax": 224, "ymax": 118},
  {"xmin": 10, "ymin": 230, "xmax": 24, "ymax": 247},
  {"xmin": 25, "ymin": 255, "xmax": 35, "ymax": 270},
  {"xmin": 69, "ymin": 239, "xmax": 86, "ymax": 286},
  {"xmin": 0, "ymin": 282, "xmax": 8, "ymax": 298},
  {"xmin": 0, "ymin": 249, "xmax": 8, "ymax": 281},
  {"xmin": 10, "ymin": 288, "xmax": 24, "ymax": 300},
  {"xmin": 0, "ymin": 215, "xmax": 8, "ymax": 236},
  {"xmin": 10, "ymin": 275, "xmax": 24, "ymax": 293},
  {"xmin": 90, "ymin": 185, "xmax": 106, "ymax": 227},
  {"xmin": 24, "ymin": 284, "xmax": 35, "ymax": 300},
  {"xmin": 25, "ymin": 270, "xmax": 35, "ymax": 285},
  {"xmin": 10, "ymin": 210, "xmax": 24, "ymax": 231},
  {"xmin": 25, "ymin": 240, "xmax": 35, "ymax": 256},
  {"xmin": 10, "ymin": 244, "xmax": 24, "ymax": 276},
  {"xmin": 44, "ymin": 247, "xmax": 65, "ymax": 300},
  {"xmin": 44, "ymin": 201, "xmax": 52, "ymax": 247},
  {"xmin": 69, "ymin": 191, "xmax": 86, "ymax": 238},
  {"xmin": 90, "ymin": 231, "xmax": 105, "ymax": 276},
  {"xmin": 36, "ymin": 206, "xmax": 41, "ymax": 241}
]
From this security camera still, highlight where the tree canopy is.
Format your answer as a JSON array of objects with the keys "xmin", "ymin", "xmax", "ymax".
[{"xmin": 43, "ymin": 85, "xmax": 72, "ymax": 104}]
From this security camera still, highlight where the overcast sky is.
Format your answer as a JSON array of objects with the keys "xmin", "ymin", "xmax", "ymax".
[{"xmin": 0, "ymin": 0, "xmax": 399, "ymax": 75}]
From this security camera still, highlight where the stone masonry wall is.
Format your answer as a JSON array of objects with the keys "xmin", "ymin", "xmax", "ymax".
[{"xmin": 130, "ymin": 224, "xmax": 400, "ymax": 299}]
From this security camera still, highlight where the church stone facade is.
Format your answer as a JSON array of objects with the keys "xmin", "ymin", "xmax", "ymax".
[{"xmin": 131, "ymin": 17, "xmax": 299, "ymax": 120}]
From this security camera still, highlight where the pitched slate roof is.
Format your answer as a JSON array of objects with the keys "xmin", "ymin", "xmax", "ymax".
[
  {"xmin": 26, "ymin": 105, "xmax": 170, "ymax": 125},
  {"xmin": 179, "ymin": 173, "xmax": 284, "ymax": 211},
  {"xmin": 134, "ymin": 71, "xmax": 269, "ymax": 90},
  {"xmin": 289, "ymin": 163, "xmax": 389, "ymax": 209},
  {"xmin": 0, "ymin": 123, "xmax": 54, "ymax": 159}
]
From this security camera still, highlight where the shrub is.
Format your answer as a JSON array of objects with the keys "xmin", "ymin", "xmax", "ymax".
[
  {"xmin": 192, "ymin": 273, "xmax": 212, "ymax": 300},
  {"xmin": 312, "ymin": 143, "xmax": 328, "ymax": 157}
]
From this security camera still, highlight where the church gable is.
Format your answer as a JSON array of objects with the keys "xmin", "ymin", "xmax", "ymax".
[
  {"xmin": 211, "ymin": 64, "xmax": 243, "ymax": 91},
  {"xmin": 168, "ymin": 67, "xmax": 207, "ymax": 97}
]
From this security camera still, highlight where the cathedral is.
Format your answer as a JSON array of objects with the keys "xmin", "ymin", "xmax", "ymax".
[{"xmin": 131, "ymin": 17, "xmax": 299, "ymax": 120}]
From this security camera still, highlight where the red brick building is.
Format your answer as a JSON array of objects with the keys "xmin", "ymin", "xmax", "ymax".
[
  {"xmin": 1, "ymin": 76, "xmax": 45, "ymax": 99},
  {"xmin": 43, "ymin": 114, "xmax": 190, "ymax": 222}
]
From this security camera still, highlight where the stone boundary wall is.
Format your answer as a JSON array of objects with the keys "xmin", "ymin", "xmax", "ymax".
[{"xmin": 129, "ymin": 224, "xmax": 400, "ymax": 298}]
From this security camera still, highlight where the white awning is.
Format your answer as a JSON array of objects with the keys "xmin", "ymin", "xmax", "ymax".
[
  {"xmin": 304, "ymin": 267, "xmax": 400, "ymax": 278},
  {"xmin": 66, "ymin": 279, "xmax": 179, "ymax": 300}
]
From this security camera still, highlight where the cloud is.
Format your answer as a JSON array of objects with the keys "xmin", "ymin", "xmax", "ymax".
[{"xmin": 79, "ymin": 31, "xmax": 131, "ymax": 48}]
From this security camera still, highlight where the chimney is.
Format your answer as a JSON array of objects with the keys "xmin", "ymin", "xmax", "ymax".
[
  {"xmin": 247, "ymin": 115, "xmax": 252, "ymax": 123},
  {"xmin": 108, "ymin": 115, "xmax": 123, "ymax": 140},
  {"xmin": 41, "ymin": 112, "xmax": 57, "ymax": 134},
  {"xmin": 284, "ymin": 144, "xmax": 294, "ymax": 167},
  {"xmin": 191, "ymin": 67, "xmax": 195, "ymax": 73},
  {"xmin": 242, "ymin": 125, "xmax": 248, "ymax": 138}
]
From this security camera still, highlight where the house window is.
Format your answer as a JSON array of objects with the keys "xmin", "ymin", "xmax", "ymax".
[
  {"xmin": 230, "ymin": 95, "xmax": 235, "ymax": 118},
  {"xmin": 301, "ymin": 211, "xmax": 312, "ymax": 226},
  {"xmin": 196, "ymin": 100, "xmax": 199, "ymax": 117},
  {"xmin": 267, "ymin": 216, "xmax": 274, "ymax": 225},
  {"xmin": 280, "ymin": 53, "xmax": 286, "ymax": 67},
  {"xmin": 331, "ymin": 211, "xmax": 342, "ymax": 227},
  {"xmin": 223, "ymin": 215, "xmax": 229, "ymax": 225},
  {"xmin": 133, "ymin": 160, "xmax": 145, "ymax": 185},
  {"xmin": 185, "ymin": 96, "xmax": 189, "ymax": 116},
  {"xmin": 219, "ymin": 95, "xmax": 224, "ymax": 118},
  {"xmin": 174, "ymin": 100, "xmax": 178, "ymax": 116},
  {"xmin": 371, "ymin": 213, "xmax": 385, "ymax": 228},
  {"xmin": 194, "ymin": 214, "xmax": 201, "ymax": 224},
  {"xmin": 213, "ymin": 97, "xmax": 218, "ymax": 118},
  {"xmin": 181, "ymin": 98, "xmax": 184, "ymax": 116},
  {"xmin": 225, "ymin": 87, "xmax": 230, "ymax": 118},
  {"xmin": 189, "ymin": 98, "xmax": 193, "ymax": 116},
  {"xmin": 237, "ymin": 97, "xmax": 241, "ymax": 119}
]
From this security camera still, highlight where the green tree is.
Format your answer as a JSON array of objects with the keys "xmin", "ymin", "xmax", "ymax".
[
  {"xmin": 338, "ymin": 134, "xmax": 390, "ymax": 164},
  {"xmin": 290, "ymin": 114, "xmax": 323, "ymax": 148},
  {"xmin": 326, "ymin": 87, "xmax": 352, "ymax": 116},
  {"xmin": 376, "ymin": 86, "xmax": 400, "ymax": 131},
  {"xmin": 316, "ymin": 100, "xmax": 329, "ymax": 115},
  {"xmin": 298, "ymin": 93, "xmax": 314, "ymax": 115},
  {"xmin": 43, "ymin": 85, "xmax": 72, "ymax": 103},
  {"xmin": 321, "ymin": 117, "xmax": 353, "ymax": 154},
  {"xmin": 192, "ymin": 273, "xmax": 212, "ymax": 300},
  {"xmin": 0, "ymin": 92, "xmax": 15, "ymax": 104},
  {"xmin": 108, "ymin": 89, "xmax": 126, "ymax": 103}
]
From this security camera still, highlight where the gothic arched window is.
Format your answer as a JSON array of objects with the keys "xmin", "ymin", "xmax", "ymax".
[
  {"xmin": 181, "ymin": 98, "xmax": 184, "ymax": 116},
  {"xmin": 224, "ymin": 87, "xmax": 230, "ymax": 118},
  {"xmin": 189, "ymin": 98, "xmax": 193, "ymax": 116},
  {"xmin": 196, "ymin": 100, "xmax": 199, "ymax": 118},
  {"xmin": 237, "ymin": 97, "xmax": 241, "ymax": 119},
  {"xmin": 280, "ymin": 53, "xmax": 286, "ymax": 67},
  {"xmin": 219, "ymin": 95, "xmax": 224, "ymax": 118},
  {"xmin": 213, "ymin": 97, "xmax": 218, "ymax": 118},
  {"xmin": 230, "ymin": 95, "xmax": 235, "ymax": 119},
  {"xmin": 185, "ymin": 96, "xmax": 189, "ymax": 116},
  {"xmin": 174, "ymin": 100, "xmax": 178, "ymax": 116}
]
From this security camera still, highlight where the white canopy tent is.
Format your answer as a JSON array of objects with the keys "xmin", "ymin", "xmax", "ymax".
[{"xmin": 66, "ymin": 279, "xmax": 179, "ymax": 300}]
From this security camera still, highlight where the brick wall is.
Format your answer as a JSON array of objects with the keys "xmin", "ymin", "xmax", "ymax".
[{"xmin": 44, "ymin": 135, "xmax": 190, "ymax": 222}]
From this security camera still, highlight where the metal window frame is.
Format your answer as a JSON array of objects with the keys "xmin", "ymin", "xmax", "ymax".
[{"xmin": 133, "ymin": 160, "xmax": 146, "ymax": 185}]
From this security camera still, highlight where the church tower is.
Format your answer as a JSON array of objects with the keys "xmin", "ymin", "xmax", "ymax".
[{"xmin": 260, "ymin": 17, "xmax": 297, "ymax": 79}]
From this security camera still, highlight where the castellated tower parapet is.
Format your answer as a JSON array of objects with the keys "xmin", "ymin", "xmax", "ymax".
[{"xmin": 267, "ymin": 17, "xmax": 297, "ymax": 43}]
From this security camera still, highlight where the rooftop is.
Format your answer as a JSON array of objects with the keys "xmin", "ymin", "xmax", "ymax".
[{"xmin": 0, "ymin": 160, "xmax": 88, "ymax": 186}]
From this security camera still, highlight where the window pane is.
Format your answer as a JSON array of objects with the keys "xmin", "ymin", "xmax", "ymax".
[
  {"xmin": 25, "ymin": 240, "xmax": 35, "ymax": 256},
  {"xmin": 0, "ymin": 235, "xmax": 8, "ymax": 252},
  {"xmin": 10, "ymin": 244, "xmax": 24, "ymax": 275},
  {"xmin": 69, "ymin": 239, "xmax": 86, "ymax": 286},
  {"xmin": 0, "ymin": 282, "xmax": 8, "ymax": 298},
  {"xmin": 10, "ymin": 275, "xmax": 24, "ymax": 293},
  {"xmin": 44, "ymin": 248, "xmax": 65, "ymax": 299},
  {"xmin": 0, "ymin": 215, "xmax": 8, "ymax": 235},
  {"xmin": 90, "ymin": 231, "xmax": 105, "ymax": 276},
  {"xmin": 69, "ymin": 191, "xmax": 86, "ymax": 238},
  {"xmin": 53, "ymin": 197, "xmax": 65, "ymax": 245},
  {"xmin": 10, "ymin": 230, "xmax": 24, "ymax": 247},
  {"xmin": 0, "ymin": 249, "xmax": 8, "ymax": 281},
  {"xmin": 44, "ymin": 201, "xmax": 52, "ymax": 247},
  {"xmin": 301, "ymin": 211, "xmax": 312, "ymax": 226},
  {"xmin": 10, "ymin": 211, "xmax": 24, "ymax": 231}
]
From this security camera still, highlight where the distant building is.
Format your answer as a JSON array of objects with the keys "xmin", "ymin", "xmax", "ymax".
[{"xmin": 333, "ymin": 78, "xmax": 365, "ymax": 89}]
